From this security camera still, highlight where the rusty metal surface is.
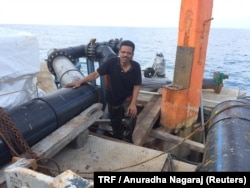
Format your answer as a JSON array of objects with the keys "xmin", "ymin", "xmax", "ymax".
[
  {"xmin": 46, "ymin": 135, "xmax": 168, "ymax": 178},
  {"xmin": 173, "ymin": 46, "xmax": 194, "ymax": 89}
]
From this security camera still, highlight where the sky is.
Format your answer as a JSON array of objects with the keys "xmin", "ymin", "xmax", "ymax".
[{"xmin": 0, "ymin": 0, "xmax": 250, "ymax": 29}]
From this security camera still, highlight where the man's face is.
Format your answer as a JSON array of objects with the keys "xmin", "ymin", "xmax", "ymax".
[{"xmin": 119, "ymin": 46, "xmax": 134, "ymax": 64}]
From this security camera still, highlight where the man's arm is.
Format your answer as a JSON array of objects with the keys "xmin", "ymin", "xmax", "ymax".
[
  {"xmin": 65, "ymin": 71, "xmax": 100, "ymax": 88},
  {"xmin": 127, "ymin": 85, "xmax": 140, "ymax": 118}
]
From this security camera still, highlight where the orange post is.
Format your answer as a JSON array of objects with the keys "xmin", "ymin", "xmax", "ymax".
[{"xmin": 160, "ymin": 0, "xmax": 213, "ymax": 129}]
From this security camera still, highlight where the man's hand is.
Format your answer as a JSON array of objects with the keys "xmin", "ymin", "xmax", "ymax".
[
  {"xmin": 127, "ymin": 103, "xmax": 137, "ymax": 118},
  {"xmin": 64, "ymin": 80, "xmax": 81, "ymax": 88}
]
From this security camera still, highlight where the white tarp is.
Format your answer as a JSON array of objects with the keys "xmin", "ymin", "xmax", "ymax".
[{"xmin": 0, "ymin": 27, "xmax": 41, "ymax": 110}]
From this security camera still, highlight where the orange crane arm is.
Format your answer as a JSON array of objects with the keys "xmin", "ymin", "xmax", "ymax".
[{"xmin": 160, "ymin": 0, "xmax": 213, "ymax": 129}]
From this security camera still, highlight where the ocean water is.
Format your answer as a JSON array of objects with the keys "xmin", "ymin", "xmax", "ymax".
[{"xmin": 1, "ymin": 24, "xmax": 250, "ymax": 95}]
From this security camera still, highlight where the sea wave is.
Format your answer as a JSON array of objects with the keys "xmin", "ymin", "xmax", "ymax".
[{"xmin": 1, "ymin": 24, "xmax": 249, "ymax": 94}]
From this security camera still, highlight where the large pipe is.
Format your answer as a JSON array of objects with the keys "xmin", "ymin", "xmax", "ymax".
[
  {"xmin": 47, "ymin": 45, "xmax": 87, "ymax": 76},
  {"xmin": 46, "ymin": 39, "xmax": 120, "ymax": 77},
  {"xmin": 46, "ymin": 39, "xmax": 119, "ymax": 106},
  {"xmin": 51, "ymin": 56, "xmax": 84, "ymax": 88},
  {"xmin": 0, "ymin": 85, "xmax": 98, "ymax": 166},
  {"xmin": 46, "ymin": 39, "xmax": 118, "ymax": 91},
  {"xmin": 1, "ymin": 39, "xmax": 121, "ymax": 166},
  {"xmin": 199, "ymin": 98, "xmax": 250, "ymax": 171}
]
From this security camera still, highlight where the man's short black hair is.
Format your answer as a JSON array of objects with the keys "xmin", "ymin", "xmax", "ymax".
[{"xmin": 120, "ymin": 40, "xmax": 135, "ymax": 52}]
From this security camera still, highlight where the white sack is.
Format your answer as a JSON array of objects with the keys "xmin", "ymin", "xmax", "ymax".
[{"xmin": 0, "ymin": 27, "xmax": 41, "ymax": 110}]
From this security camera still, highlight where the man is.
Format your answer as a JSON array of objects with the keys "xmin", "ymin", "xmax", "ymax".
[{"xmin": 65, "ymin": 40, "xmax": 142, "ymax": 142}]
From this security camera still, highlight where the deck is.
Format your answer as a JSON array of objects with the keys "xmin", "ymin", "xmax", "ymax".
[{"xmin": 0, "ymin": 62, "xmax": 243, "ymax": 187}]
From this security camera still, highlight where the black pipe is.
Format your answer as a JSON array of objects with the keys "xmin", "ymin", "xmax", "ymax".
[
  {"xmin": 1, "ymin": 39, "xmax": 122, "ymax": 166},
  {"xmin": 55, "ymin": 45, "xmax": 88, "ymax": 58},
  {"xmin": 199, "ymin": 98, "xmax": 250, "ymax": 171},
  {"xmin": 46, "ymin": 39, "xmax": 121, "ymax": 76},
  {"xmin": 95, "ymin": 44, "xmax": 116, "ymax": 64},
  {"xmin": 0, "ymin": 84, "xmax": 98, "ymax": 166}
]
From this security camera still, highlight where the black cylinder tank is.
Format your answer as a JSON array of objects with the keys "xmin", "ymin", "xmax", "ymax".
[
  {"xmin": 199, "ymin": 98, "xmax": 250, "ymax": 171},
  {"xmin": 0, "ymin": 84, "xmax": 98, "ymax": 166}
]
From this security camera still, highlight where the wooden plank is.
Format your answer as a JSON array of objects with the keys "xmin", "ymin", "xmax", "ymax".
[
  {"xmin": 166, "ymin": 159, "xmax": 197, "ymax": 172},
  {"xmin": 139, "ymin": 90, "xmax": 161, "ymax": 95},
  {"xmin": 31, "ymin": 103, "xmax": 103, "ymax": 159},
  {"xmin": 46, "ymin": 135, "xmax": 169, "ymax": 178},
  {"xmin": 149, "ymin": 129, "xmax": 205, "ymax": 153},
  {"xmin": 202, "ymin": 87, "xmax": 240, "ymax": 108},
  {"xmin": 132, "ymin": 95, "xmax": 162, "ymax": 145},
  {"xmin": 94, "ymin": 119, "xmax": 125, "ymax": 125},
  {"xmin": 137, "ymin": 88, "xmax": 162, "ymax": 103}
]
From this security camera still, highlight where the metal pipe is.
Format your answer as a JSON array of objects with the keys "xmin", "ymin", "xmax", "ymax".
[
  {"xmin": 199, "ymin": 98, "xmax": 250, "ymax": 171},
  {"xmin": 52, "ymin": 56, "xmax": 84, "ymax": 88},
  {"xmin": 0, "ymin": 39, "xmax": 124, "ymax": 166},
  {"xmin": 46, "ymin": 39, "xmax": 121, "ymax": 77},
  {"xmin": 202, "ymin": 72, "xmax": 229, "ymax": 93},
  {"xmin": 0, "ymin": 85, "xmax": 98, "ymax": 166}
]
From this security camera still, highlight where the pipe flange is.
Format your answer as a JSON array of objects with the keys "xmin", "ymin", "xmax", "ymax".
[
  {"xmin": 47, "ymin": 50, "xmax": 75, "ymax": 75},
  {"xmin": 87, "ymin": 39, "xmax": 98, "ymax": 61}
]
